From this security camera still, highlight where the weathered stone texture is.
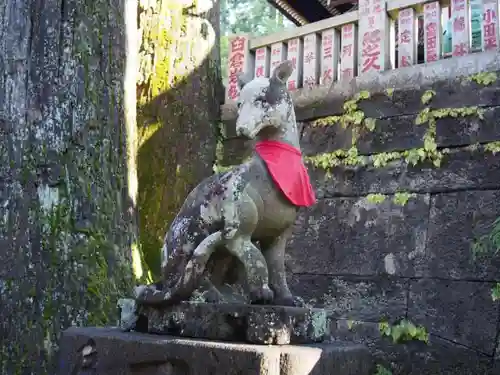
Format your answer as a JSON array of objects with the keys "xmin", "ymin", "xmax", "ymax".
[
  {"xmin": 289, "ymin": 275, "xmax": 408, "ymax": 322},
  {"xmin": 1, "ymin": 0, "xmax": 138, "ymax": 373},
  {"xmin": 135, "ymin": 302, "xmax": 330, "ymax": 345},
  {"xmin": 288, "ymin": 195, "xmax": 430, "ymax": 276},
  {"xmin": 416, "ymin": 190, "xmax": 500, "ymax": 279},
  {"xmin": 408, "ymin": 278, "xmax": 499, "ymax": 354},
  {"xmin": 58, "ymin": 327, "xmax": 373, "ymax": 375},
  {"xmin": 330, "ymin": 320, "xmax": 497, "ymax": 375}
]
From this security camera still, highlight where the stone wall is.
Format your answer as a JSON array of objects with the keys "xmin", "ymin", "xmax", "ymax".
[{"xmin": 220, "ymin": 51, "xmax": 500, "ymax": 374}]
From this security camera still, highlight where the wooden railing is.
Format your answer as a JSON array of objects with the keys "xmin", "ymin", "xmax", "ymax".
[{"xmin": 224, "ymin": 0, "xmax": 497, "ymax": 103}]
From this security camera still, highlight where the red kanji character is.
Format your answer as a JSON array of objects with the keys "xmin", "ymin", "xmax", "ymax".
[
  {"xmin": 288, "ymin": 80, "xmax": 296, "ymax": 90},
  {"xmin": 484, "ymin": 8, "xmax": 496, "ymax": 23},
  {"xmin": 255, "ymin": 66, "xmax": 264, "ymax": 77},
  {"xmin": 228, "ymin": 85, "xmax": 239, "ymax": 100},
  {"xmin": 230, "ymin": 37, "xmax": 246, "ymax": 53},
  {"xmin": 341, "ymin": 68, "xmax": 354, "ymax": 80},
  {"xmin": 229, "ymin": 52, "xmax": 244, "ymax": 71},
  {"xmin": 426, "ymin": 51, "xmax": 437, "ymax": 62},
  {"xmin": 322, "ymin": 68, "xmax": 333, "ymax": 83},
  {"xmin": 400, "ymin": 55, "xmax": 411, "ymax": 67},
  {"xmin": 426, "ymin": 22, "xmax": 437, "ymax": 38},
  {"xmin": 453, "ymin": 0, "xmax": 465, "ymax": 11},
  {"xmin": 484, "ymin": 23, "xmax": 497, "ymax": 38},
  {"xmin": 342, "ymin": 44, "xmax": 353, "ymax": 58},
  {"xmin": 361, "ymin": 29, "xmax": 382, "ymax": 73},
  {"xmin": 291, "ymin": 56, "xmax": 297, "ymax": 68},
  {"xmin": 453, "ymin": 42, "xmax": 468, "ymax": 56},
  {"xmin": 400, "ymin": 29, "xmax": 411, "ymax": 44},
  {"xmin": 304, "ymin": 52, "xmax": 315, "ymax": 64},
  {"xmin": 323, "ymin": 45, "xmax": 333, "ymax": 59},
  {"xmin": 485, "ymin": 37, "xmax": 498, "ymax": 50},
  {"xmin": 427, "ymin": 36, "xmax": 437, "ymax": 49},
  {"xmin": 453, "ymin": 16, "xmax": 465, "ymax": 32},
  {"xmin": 368, "ymin": 16, "xmax": 375, "ymax": 28},
  {"xmin": 304, "ymin": 76, "xmax": 316, "ymax": 88}
]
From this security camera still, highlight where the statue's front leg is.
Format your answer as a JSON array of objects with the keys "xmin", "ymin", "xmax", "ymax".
[
  {"xmin": 261, "ymin": 227, "xmax": 295, "ymax": 306},
  {"xmin": 226, "ymin": 236, "xmax": 274, "ymax": 304}
]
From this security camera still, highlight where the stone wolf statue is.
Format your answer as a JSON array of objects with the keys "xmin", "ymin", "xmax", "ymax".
[{"xmin": 135, "ymin": 60, "xmax": 316, "ymax": 307}]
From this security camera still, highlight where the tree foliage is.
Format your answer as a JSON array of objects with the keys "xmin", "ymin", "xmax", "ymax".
[{"xmin": 220, "ymin": 0, "xmax": 295, "ymax": 82}]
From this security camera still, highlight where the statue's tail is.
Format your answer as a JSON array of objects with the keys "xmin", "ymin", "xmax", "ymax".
[{"xmin": 135, "ymin": 231, "xmax": 224, "ymax": 306}]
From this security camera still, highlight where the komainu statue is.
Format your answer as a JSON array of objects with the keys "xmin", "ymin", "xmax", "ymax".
[{"xmin": 135, "ymin": 60, "xmax": 316, "ymax": 307}]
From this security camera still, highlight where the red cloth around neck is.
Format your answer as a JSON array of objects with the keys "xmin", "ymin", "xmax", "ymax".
[{"xmin": 254, "ymin": 140, "xmax": 316, "ymax": 207}]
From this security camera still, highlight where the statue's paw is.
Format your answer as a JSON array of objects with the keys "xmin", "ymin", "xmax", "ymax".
[
  {"xmin": 250, "ymin": 285, "xmax": 274, "ymax": 305},
  {"xmin": 223, "ymin": 226, "xmax": 238, "ymax": 239}
]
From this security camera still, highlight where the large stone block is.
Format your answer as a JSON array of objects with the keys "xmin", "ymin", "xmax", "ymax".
[
  {"xmin": 311, "ymin": 148, "xmax": 500, "ymax": 198},
  {"xmin": 415, "ymin": 190, "xmax": 500, "ymax": 279},
  {"xmin": 436, "ymin": 106, "xmax": 500, "ymax": 147},
  {"xmin": 407, "ymin": 278, "xmax": 499, "ymax": 354},
  {"xmin": 329, "ymin": 319, "xmax": 496, "ymax": 375},
  {"xmin": 134, "ymin": 302, "xmax": 330, "ymax": 345},
  {"xmin": 302, "ymin": 105, "xmax": 500, "ymax": 158},
  {"xmin": 58, "ymin": 327, "xmax": 373, "ymax": 375},
  {"xmin": 288, "ymin": 195, "xmax": 430, "ymax": 277},
  {"xmin": 301, "ymin": 115, "xmax": 425, "ymax": 157},
  {"xmin": 288, "ymin": 274, "xmax": 408, "ymax": 322}
]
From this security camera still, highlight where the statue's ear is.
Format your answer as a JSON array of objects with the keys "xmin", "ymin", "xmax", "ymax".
[
  {"xmin": 237, "ymin": 72, "xmax": 252, "ymax": 89},
  {"xmin": 271, "ymin": 60, "xmax": 294, "ymax": 85}
]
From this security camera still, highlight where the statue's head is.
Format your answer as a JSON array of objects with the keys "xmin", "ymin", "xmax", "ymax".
[{"xmin": 235, "ymin": 60, "xmax": 295, "ymax": 139}]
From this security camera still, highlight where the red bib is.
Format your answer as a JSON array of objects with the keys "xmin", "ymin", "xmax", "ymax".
[{"xmin": 255, "ymin": 140, "xmax": 316, "ymax": 207}]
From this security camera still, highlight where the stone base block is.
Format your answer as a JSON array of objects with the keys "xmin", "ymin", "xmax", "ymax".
[
  {"xmin": 128, "ymin": 301, "xmax": 331, "ymax": 345},
  {"xmin": 58, "ymin": 327, "xmax": 373, "ymax": 375}
]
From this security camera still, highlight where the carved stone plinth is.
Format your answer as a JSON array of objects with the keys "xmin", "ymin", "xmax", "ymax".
[
  {"xmin": 58, "ymin": 327, "xmax": 373, "ymax": 375},
  {"xmin": 120, "ymin": 299, "xmax": 331, "ymax": 345}
]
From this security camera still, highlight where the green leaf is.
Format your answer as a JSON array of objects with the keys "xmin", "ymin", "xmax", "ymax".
[
  {"xmin": 364, "ymin": 118, "xmax": 376, "ymax": 131},
  {"xmin": 492, "ymin": 283, "xmax": 500, "ymax": 301},
  {"xmin": 421, "ymin": 90, "xmax": 436, "ymax": 105}
]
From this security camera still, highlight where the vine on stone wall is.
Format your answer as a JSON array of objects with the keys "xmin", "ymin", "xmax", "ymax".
[
  {"xmin": 379, "ymin": 319, "xmax": 429, "ymax": 344},
  {"xmin": 305, "ymin": 74, "xmax": 493, "ymax": 174}
]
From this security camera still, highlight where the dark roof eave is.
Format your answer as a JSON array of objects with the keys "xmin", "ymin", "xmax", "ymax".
[{"xmin": 267, "ymin": 0, "xmax": 334, "ymax": 24}]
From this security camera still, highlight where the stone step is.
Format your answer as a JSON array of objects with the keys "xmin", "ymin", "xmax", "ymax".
[{"xmin": 59, "ymin": 327, "xmax": 374, "ymax": 375}]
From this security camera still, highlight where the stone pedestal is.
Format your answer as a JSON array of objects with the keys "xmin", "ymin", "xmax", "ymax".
[
  {"xmin": 58, "ymin": 327, "xmax": 373, "ymax": 375},
  {"xmin": 130, "ymin": 301, "xmax": 331, "ymax": 345}
]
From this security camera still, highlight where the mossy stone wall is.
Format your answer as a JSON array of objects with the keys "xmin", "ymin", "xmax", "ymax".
[{"xmin": 137, "ymin": 0, "xmax": 222, "ymax": 278}]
